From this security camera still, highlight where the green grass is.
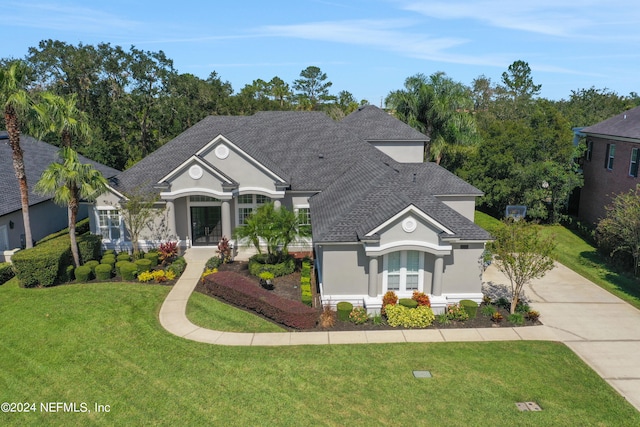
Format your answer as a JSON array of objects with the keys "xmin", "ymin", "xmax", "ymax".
[
  {"xmin": 187, "ymin": 291, "xmax": 285, "ymax": 332},
  {"xmin": 1, "ymin": 278, "xmax": 639, "ymax": 426},
  {"xmin": 476, "ymin": 211, "xmax": 640, "ymax": 310}
]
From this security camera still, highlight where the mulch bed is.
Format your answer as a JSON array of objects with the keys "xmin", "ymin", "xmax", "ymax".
[{"xmin": 193, "ymin": 261, "xmax": 541, "ymax": 332}]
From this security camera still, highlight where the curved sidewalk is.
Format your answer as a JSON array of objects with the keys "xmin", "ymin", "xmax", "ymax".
[
  {"xmin": 159, "ymin": 248, "xmax": 557, "ymax": 346},
  {"xmin": 160, "ymin": 249, "xmax": 640, "ymax": 411}
]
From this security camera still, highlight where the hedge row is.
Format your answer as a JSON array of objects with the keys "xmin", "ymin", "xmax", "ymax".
[
  {"xmin": 204, "ymin": 271, "xmax": 318, "ymax": 329},
  {"xmin": 248, "ymin": 254, "xmax": 295, "ymax": 277},
  {"xmin": 300, "ymin": 260, "xmax": 312, "ymax": 306},
  {"xmin": 0, "ymin": 262, "xmax": 15, "ymax": 285},
  {"xmin": 11, "ymin": 233, "xmax": 102, "ymax": 288}
]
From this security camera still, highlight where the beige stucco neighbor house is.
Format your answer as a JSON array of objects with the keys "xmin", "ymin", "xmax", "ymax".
[{"xmin": 91, "ymin": 106, "xmax": 490, "ymax": 313}]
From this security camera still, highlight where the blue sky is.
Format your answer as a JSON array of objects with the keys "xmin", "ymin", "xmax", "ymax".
[{"xmin": 3, "ymin": 0, "xmax": 639, "ymax": 104}]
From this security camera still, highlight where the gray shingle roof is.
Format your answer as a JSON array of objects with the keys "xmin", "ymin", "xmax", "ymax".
[
  {"xmin": 0, "ymin": 133, "xmax": 120, "ymax": 216},
  {"xmin": 582, "ymin": 106, "xmax": 640, "ymax": 140},
  {"xmin": 109, "ymin": 106, "xmax": 488, "ymax": 242},
  {"xmin": 340, "ymin": 105, "xmax": 429, "ymax": 141}
]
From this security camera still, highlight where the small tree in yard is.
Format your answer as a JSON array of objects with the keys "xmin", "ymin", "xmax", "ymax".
[
  {"xmin": 233, "ymin": 202, "xmax": 310, "ymax": 264},
  {"xmin": 596, "ymin": 185, "xmax": 640, "ymax": 275},
  {"xmin": 118, "ymin": 191, "xmax": 162, "ymax": 257},
  {"xmin": 489, "ymin": 219, "xmax": 556, "ymax": 314}
]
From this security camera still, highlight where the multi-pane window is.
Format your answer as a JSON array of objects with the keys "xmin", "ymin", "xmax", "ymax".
[
  {"xmin": 237, "ymin": 194, "xmax": 270, "ymax": 225},
  {"xmin": 630, "ymin": 148, "xmax": 639, "ymax": 177},
  {"xmin": 98, "ymin": 209, "xmax": 121, "ymax": 240},
  {"xmin": 606, "ymin": 144, "xmax": 616, "ymax": 170},
  {"xmin": 190, "ymin": 195, "xmax": 219, "ymax": 202},
  {"xmin": 585, "ymin": 139, "xmax": 593, "ymax": 161},
  {"xmin": 297, "ymin": 207, "xmax": 311, "ymax": 226},
  {"xmin": 384, "ymin": 250, "xmax": 422, "ymax": 293}
]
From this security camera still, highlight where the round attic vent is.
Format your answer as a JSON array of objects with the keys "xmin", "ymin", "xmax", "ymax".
[
  {"xmin": 402, "ymin": 217, "xmax": 417, "ymax": 233},
  {"xmin": 189, "ymin": 165, "xmax": 203, "ymax": 180},
  {"xmin": 215, "ymin": 144, "xmax": 230, "ymax": 159}
]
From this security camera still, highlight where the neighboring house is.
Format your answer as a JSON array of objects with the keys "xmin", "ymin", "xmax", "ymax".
[
  {"xmin": 0, "ymin": 131, "xmax": 119, "ymax": 261},
  {"xmin": 92, "ymin": 106, "xmax": 490, "ymax": 313},
  {"xmin": 579, "ymin": 106, "xmax": 640, "ymax": 225}
]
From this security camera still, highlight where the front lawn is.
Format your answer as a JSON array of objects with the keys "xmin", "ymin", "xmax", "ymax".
[
  {"xmin": 1, "ymin": 278, "xmax": 638, "ymax": 426},
  {"xmin": 475, "ymin": 211, "xmax": 640, "ymax": 310}
]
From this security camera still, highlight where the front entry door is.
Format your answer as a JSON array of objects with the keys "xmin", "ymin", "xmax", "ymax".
[{"xmin": 191, "ymin": 206, "xmax": 222, "ymax": 246}]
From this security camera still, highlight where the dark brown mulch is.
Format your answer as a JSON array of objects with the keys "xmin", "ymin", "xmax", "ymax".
[{"xmin": 193, "ymin": 261, "xmax": 541, "ymax": 332}]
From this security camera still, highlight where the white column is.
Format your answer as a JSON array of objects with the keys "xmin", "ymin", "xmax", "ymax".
[
  {"xmin": 221, "ymin": 200, "xmax": 231, "ymax": 239},
  {"xmin": 432, "ymin": 255, "xmax": 444, "ymax": 296},
  {"xmin": 368, "ymin": 256, "xmax": 378, "ymax": 297},
  {"xmin": 166, "ymin": 200, "xmax": 177, "ymax": 240}
]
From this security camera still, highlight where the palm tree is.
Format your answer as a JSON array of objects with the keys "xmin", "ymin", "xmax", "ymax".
[
  {"xmin": 0, "ymin": 61, "xmax": 34, "ymax": 248},
  {"xmin": 32, "ymin": 92, "xmax": 90, "ymax": 148},
  {"xmin": 386, "ymin": 72, "xmax": 478, "ymax": 165},
  {"xmin": 35, "ymin": 147, "xmax": 107, "ymax": 267}
]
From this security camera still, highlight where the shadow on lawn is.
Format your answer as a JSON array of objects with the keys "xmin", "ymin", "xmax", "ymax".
[{"xmin": 579, "ymin": 249, "xmax": 640, "ymax": 301}]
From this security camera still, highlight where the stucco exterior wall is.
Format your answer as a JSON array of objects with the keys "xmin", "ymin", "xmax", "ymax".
[
  {"xmin": 317, "ymin": 244, "xmax": 369, "ymax": 296},
  {"xmin": 168, "ymin": 161, "xmax": 225, "ymax": 195},
  {"xmin": 580, "ymin": 136, "xmax": 640, "ymax": 224},
  {"xmin": 369, "ymin": 141, "xmax": 424, "ymax": 163},
  {"xmin": 442, "ymin": 243, "xmax": 484, "ymax": 294},
  {"xmin": 376, "ymin": 214, "xmax": 442, "ymax": 248},
  {"xmin": 436, "ymin": 196, "xmax": 477, "ymax": 222}
]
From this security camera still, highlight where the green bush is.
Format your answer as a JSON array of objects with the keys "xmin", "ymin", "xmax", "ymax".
[
  {"xmin": 84, "ymin": 260, "xmax": 100, "ymax": 273},
  {"xmin": 77, "ymin": 233, "xmax": 102, "ymax": 263},
  {"xmin": 103, "ymin": 249, "xmax": 116, "ymax": 256},
  {"xmin": 0, "ymin": 262, "xmax": 15, "ymax": 285},
  {"xmin": 74, "ymin": 265, "xmax": 93, "ymax": 282},
  {"xmin": 460, "ymin": 299, "xmax": 479, "ymax": 319},
  {"xmin": 115, "ymin": 260, "xmax": 129, "ymax": 276},
  {"xmin": 206, "ymin": 256, "xmax": 223, "ymax": 270},
  {"xmin": 61, "ymin": 265, "xmax": 74, "ymax": 283},
  {"xmin": 116, "ymin": 253, "xmax": 131, "ymax": 262},
  {"xmin": 100, "ymin": 256, "xmax": 116, "ymax": 267},
  {"xmin": 444, "ymin": 303, "xmax": 469, "ymax": 321},
  {"xmin": 95, "ymin": 263, "xmax": 113, "ymax": 281},
  {"xmin": 508, "ymin": 312, "xmax": 525, "ymax": 326},
  {"xmin": 120, "ymin": 262, "xmax": 138, "ymax": 281},
  {"xmin": 167, "ymin": 257, "xmax": 187, "ymax": 277},
  {"xmin": 143, "ymin": 252, "xmax": 159, "ymax": 267},
  {"xmin": 135, "ymin": 258, "xmax": 152, "ymax": 273},
  {"xmin": 336, "ymin": 301, "xmax": 353, "ymax": 321},
  {"xmin": 248, "ymin": 254, "xmax": 295, "ymax": 277},
  {"xmin": 399, "ymin": 298, "xmax": 418, "ymax": 309},
  {"xmin": 11, "ymin": 233, "xmax": 72, "ymax": 287},
  {"xmin": 481, "ymin": 305, "xmax": 497, "ymax": 317},
  {"xmin": 385, "ymin": 304, "xmax": 435, "ymax": 328}
]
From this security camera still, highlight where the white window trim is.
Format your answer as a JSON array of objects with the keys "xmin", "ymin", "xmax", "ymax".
[
  {"xmin": 235, "ymin": 194, "xmax": 270, "ymax": 226},
  {"xmin": 382, "ymin": 250, "xmax": 424, "ymax": 296},
  {"xmin": 607, "ymin": 144, "xmax": 616, "ymax": 170},
  {"xmin": 630, "ymin": 148, "xmax": 639, "ymax": 177},
  {"xmin": 95, "ymin": 207, "xmax": 124, "ymax": 242},
  {"xmin": 294, "ymin": 204, "xmax": 311, "ymax": 226}
]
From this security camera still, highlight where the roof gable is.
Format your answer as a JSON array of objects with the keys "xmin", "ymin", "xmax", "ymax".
[{"xmin": 582, "ymin": 106, "xmax": 640, "ymax": 140}]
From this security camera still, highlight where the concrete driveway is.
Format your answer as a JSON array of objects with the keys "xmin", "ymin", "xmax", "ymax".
[{"xmin": 484, "ymin": 262, "xmax": 640, "ymax": 412}]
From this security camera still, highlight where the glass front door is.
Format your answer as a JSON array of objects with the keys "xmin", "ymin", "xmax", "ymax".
[{"xmin": 190, "ymin": 206, "xmax": 222, "ymax": 246}]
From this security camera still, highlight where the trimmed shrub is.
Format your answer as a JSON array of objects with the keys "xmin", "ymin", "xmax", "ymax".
[
  {"xmin": 120, "ymin": 262, "xmax": 138, "ymax": 281},
  {"xmin": 100, "ymin": 257, "xmax": 116, "ymax": 267},
  {"xmin": 248, "ymin": 254, "xmax": 295, "ymax": 277},
  {"xmin": 385, "ymin": 304, "xmax": 435, "ymax": 328},
  {"xmin": 95, "ymin": 263, "xmax": 113, "ymax": 281},
  {"xmin": 0, "ymin": 262, "xmax": 15, "ymax": 285},
  {"xmin": 116, "ymin": 253, "xmax": 131, "ymax": 262},
  {"xmin": 167, "ymin": 257, "xmax": 186, "ymax": 277},
  {"xmin": 74, "ymin": 265, "xmax": 92, "ymax": 282},
  {"xmin": 460, "ymin": 299, "xmax": 479, "ymax": 319},
  {"xmin": 336, "ymin": 301, "xmax": 353, "ymax": 321},
  {"xmin": 399, "ymin": 298, "xmax": 418, "ymax": 309},
  {"xmin": 103, "ymin": 249, "xmax": 116, "ymax": 256},
  {"xmin": 144, "ymin": 252, "xmax": 159, "ymax": 267},
  {"xmin": 206, "ymin": 256, "xmax": 223, "ymax": 270},
  {"xmin": 115, "ymin": 260, "xmax": 129, "ymax": 276},
  {"xmin": 203, "ymin": 271, "xmax": 318, "ymax": 329},
  {"xmin": 11, "ymin": 234, "xmax": 72, "ymax": 287},
  {"xmin": 77, "ymin": 233, "xmax": 102, "ymax": 263},
  {"xmin": 84, "ymin": 260, "xmax": 100, "ymax": 273},
  {"xmin": 134, "ymin": 258, "xmax": 152, "ymax": 273},
  {"xmin": 61, "ymin": 265, "xmax": 74, "ymax": 283},
  {"xmin": 300, "ymin": 259, "xmax": 313, "ymax": 307}
]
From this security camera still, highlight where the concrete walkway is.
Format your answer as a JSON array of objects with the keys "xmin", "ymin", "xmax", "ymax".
[{"xmin": 159, "ymin": 248, "xmax": 640, "ymax": 411}]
